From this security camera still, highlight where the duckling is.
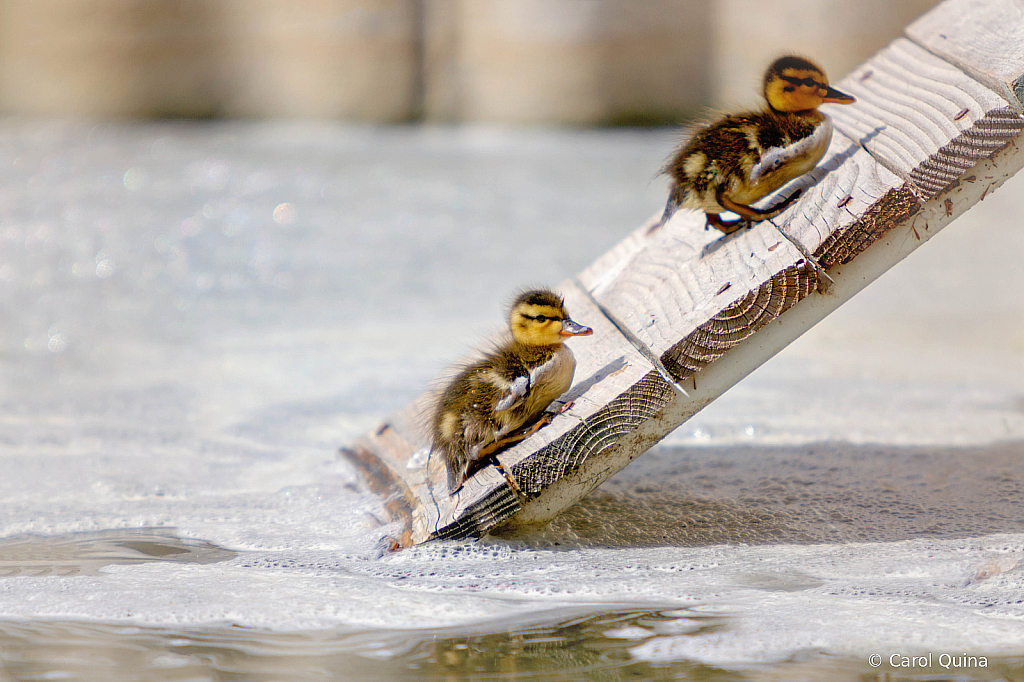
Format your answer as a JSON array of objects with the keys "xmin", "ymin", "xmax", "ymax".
[
  {"xmin": 653, "ymin": 55, "xmax": 855, "ymax": 234},
  {"xmin": 431, "ymin": 289, "xmax": 593, "ymax": 492}
]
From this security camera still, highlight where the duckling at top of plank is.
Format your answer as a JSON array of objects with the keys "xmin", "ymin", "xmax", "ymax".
[{"xmin": 653, "ymin": 55, "xmax": 855, "ymax": 234}]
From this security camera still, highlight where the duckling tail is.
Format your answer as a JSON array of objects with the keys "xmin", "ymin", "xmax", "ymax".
[
  {"xmin": 647, "ymin": 191, "xmax": 681, "ymax": 234},
  {"xmin": 446, "ymin": 457, "xmax": 468, "ymax": 494}
]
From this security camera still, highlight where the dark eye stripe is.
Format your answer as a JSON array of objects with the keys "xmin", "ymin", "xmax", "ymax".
[
  {"xmin": 780, "ymin": 75, "xmax": 824, "ymax": 89},
  {"xmin": 522, "ymin": 313, "xmax": 561, "ymax": 322}
]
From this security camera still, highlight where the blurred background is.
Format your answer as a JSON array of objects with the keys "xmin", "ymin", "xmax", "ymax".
[{"xmin": 0, "ymin": 0, "xmax": 939, "ymax": 124}]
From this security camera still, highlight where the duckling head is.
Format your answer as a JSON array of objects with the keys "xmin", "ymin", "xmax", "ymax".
[
  {"xmin": 763, "ymin": 55, "xmax": 855, "ymax": 114},
  {"xmin": 509, "ymin": 289, "xmax": 593, "ymax": 346}
]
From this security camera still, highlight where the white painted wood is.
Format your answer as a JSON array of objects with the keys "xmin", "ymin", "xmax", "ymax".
[
  {"xmin": 826, "ymin": 39, "xmax": 1013, "ymax": 187},
  {"xmin": 906, "ymin": 0, "xmax": 1024, "ymax": 110},
  {"xmin": 577, "ymin": 208, "xmax": 812, "ymax": 360}
]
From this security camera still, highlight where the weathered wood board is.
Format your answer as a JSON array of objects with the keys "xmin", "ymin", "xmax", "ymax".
[
  {"xmin": 905, "ymin": 0, "xmax": 1024, "ymax": 111},
  {"xmin": 342, "ymin": 0, "xmax": 1024, "ymax": 547}
]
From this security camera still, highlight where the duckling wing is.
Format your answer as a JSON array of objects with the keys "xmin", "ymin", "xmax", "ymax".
[
  {"xmin": 528, "ymin": 354, "xmax": 562, "ymax": 390},
  {"xmin": 749, "ymin": 116, "xmax": 832, "ymax": 185},
  {"xmin": 492, "ymin": 352, "xmax": 562, "ymax": 414},
  {"xmin": 494, "ymin": 376, "xmax": 529, "ymax": 412}
]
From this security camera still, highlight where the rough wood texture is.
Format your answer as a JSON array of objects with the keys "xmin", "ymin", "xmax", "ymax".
[
  {"xmin": 826, "ymin": 38, "xmax": 1020, "ymax": 198},
  {"xmin": 660, "ymin": 263, "xmax": 818, "ymax": 381},
  {"xmin": 342, "ymin": 0, "xmax": 1024, "ymax": 546},
  {"xmin": 906, "ymin": 0, "xmax": 1024, "ymax": 110},
  {"xmin": 780, "ymin": 36, "xmax": 1024, "ymax": 271}
]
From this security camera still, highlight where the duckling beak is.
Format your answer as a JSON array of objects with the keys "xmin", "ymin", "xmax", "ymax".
[
  {"xmin": 559, "ymin": 318, "xmax": 593, "ymax": 337},
  {"xmin": 821, "ymin": 85, "xmax": 855, "ymax": 104}
]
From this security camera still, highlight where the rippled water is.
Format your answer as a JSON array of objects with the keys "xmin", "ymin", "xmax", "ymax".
[
  {"xmin": 0, "ymin": 528, "xmax": 236, "ymax": 577},
  {"xmin": 10, "ymin": 611, "xmax": 1020, "ymax": 682},
  {"xmin": 1, "ymin": 121, "xmax": 1023, "ymax": 681},
  {"xmin": 0, "ymin": 608, "xmax": 728, "ymax": 681}
]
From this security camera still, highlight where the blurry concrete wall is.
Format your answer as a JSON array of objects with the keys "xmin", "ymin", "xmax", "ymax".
[
  {"xmin": 424, "ymin": 0, "xmax": 713, "ymax": 124},
  {"xmin": 0, "ymin": 0, "xmax": 223, "ymax": 118},
  {"xmin": 0, "ymin": 0, "xmax": 937, "ymax": 124},
  {"xmin": 217, "ymin": 0, "xmax": 421, "ymax": 120},
  {"xmin": 712, "ymin": 0, "xmax": 939, "ymax": 106}
]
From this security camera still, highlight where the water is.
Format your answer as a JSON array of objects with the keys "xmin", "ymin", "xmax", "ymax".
[{"xmin": 1, "ymin": 120, "xmax": 1023, "ymax": 680}]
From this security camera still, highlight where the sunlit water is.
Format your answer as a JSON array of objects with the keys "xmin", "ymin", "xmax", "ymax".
[{"xmin": 1, "ymin": 121, "xmax": 1023, "ymax": 681}]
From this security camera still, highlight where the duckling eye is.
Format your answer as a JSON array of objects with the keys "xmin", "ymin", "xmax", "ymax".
[{"xmin": 523, "ymin": 313, "xmax": 562, "ymax": 323}]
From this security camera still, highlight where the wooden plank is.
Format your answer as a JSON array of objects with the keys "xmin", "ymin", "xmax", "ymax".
[
  {"xmin": 579, "ymin": 210, "xmax": 818, "ymax": 364},
  {"xmin": 342, "ymin": 0, "xmax": 1024, "ymax": 546},
  {"xmin": 825, "ymin": 38, "xmax": 1020, "ymax": 200},
  {"xmin": 906, "ymin": 0, "xmax": 1024, "ymax": 111}
]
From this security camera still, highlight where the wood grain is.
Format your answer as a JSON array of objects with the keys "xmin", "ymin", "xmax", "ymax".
[
  {"xmin": 660, "ymin": 261, "xmax": 818, "ymax": 381},
  {"xmin": 826, "ymin": 39, "xmax": 1020, "ymax": 196},
  {"xmin": 782, "ymin": 38, "xmax": 1023, "ymax": 268},
  {"xmin": 906, "ymin": 0, "xmax": 1024, "ymax": 110},
  {"xmin": 577, "ymin": 207, "xmax": 816, "ymax": 361}
]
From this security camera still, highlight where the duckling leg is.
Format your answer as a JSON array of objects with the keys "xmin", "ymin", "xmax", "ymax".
[
  {"xmin": 462, "ymin": 436, "xmax": 532, "ymax": 502},
  {"xmin": 705, "ymin": 211, "xmax": 749, "ymax": 234},
  {"xmin": 475, "ymin": 413, "xmax": 554, "ymax": 460},
  {"xmin": 717, "ymin": 189, "xmax": 803, "ymax": 225},
  {"xmin": 457, "ymin": 412, "xmax": 561, "ymax": 497}
]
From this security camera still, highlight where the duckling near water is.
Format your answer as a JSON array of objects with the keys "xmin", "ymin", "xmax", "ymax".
[
  {"xmin": 652, "ymin": 55, "xmax": 855, "ymax": 234},
  {"xmin": 431, "ymin": 289, "xmax": 593, "ymax": 492}
]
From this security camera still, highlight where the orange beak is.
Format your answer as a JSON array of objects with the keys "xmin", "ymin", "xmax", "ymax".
[
  {"xmin": 559, "ymin": 318, "xmax": 593, "ymax": 337},
  {"xmin": 822, "ymin": 84, "xmax": 855, "ymax": 104}
]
